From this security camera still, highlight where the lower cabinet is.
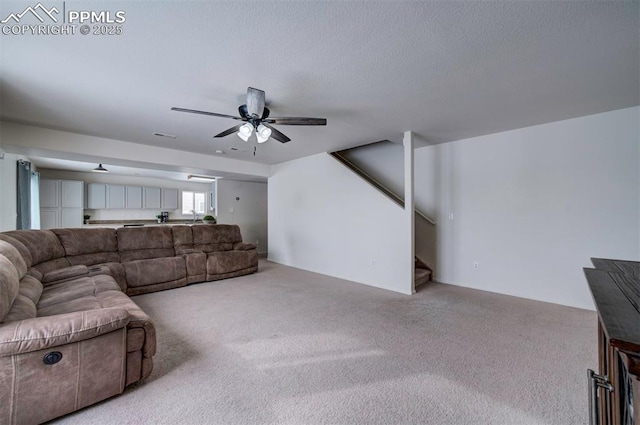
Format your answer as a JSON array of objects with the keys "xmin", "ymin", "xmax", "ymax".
[{"xmin": 40, "ymin": 208, "xmax": 59, "ymax": 230}]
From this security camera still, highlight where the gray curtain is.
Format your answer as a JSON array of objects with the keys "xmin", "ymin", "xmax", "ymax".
[{"xmin": 16, "ymin": 160, "xmax": 31, "ymax": 229}]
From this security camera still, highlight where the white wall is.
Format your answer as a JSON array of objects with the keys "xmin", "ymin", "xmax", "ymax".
[
  {"xmin": 216, "ymin": 179, "xmax": 268, "ymax": 255},
  {"xmin": 341, "ymin": 141, "xmax": 405, "ymax": 198},
  {"xmin": 38, "ymin": 169, "xmax": 211, "ymax": 221},
  {"xmin": 414, "ymin": 107, "xmax": 639, "ymax": 310},
  {"xmin": 0, "ymin": 121, "xmax": 270, "ymax": 180},
  {"xmin": 269, "ymin": 153, "xmax": 413, "ymax": 294},
  {"xmin": 340, "ymin": 141, "xmax": 438, "ymax": 270}
]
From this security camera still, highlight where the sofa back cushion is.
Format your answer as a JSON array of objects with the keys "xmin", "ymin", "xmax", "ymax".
[
  {"xmin": 0, "ymin": 238, "xmax": 27, "ymax": 279},
  {"xmin": 117, "ymin": 227, "xmax": 176, "ymax": 262},
  {"xmin": 2, "ymin": 230, "xmax": 70, "ymax": 276},
  {"xmin": 52, "ymin": 228, "xmax": 120, "ymax": 266},
  {"xmin": 0, "ymin": 234, "xmax": 32, "ymax": 268},
  {"xmin": 191, "ymin": 224, "xmax": 242, "ymax": 253},
  {"xmin": 171, "ymin": 226, "xmax": 194, "ymax": 255},
  {"xmin": 0, "ymin": 249, "xmax": 20, "ymax": 323}
]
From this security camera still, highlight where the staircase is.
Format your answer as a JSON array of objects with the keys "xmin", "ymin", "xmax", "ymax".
[
  {"xmin": 330, "ymin": 143, "xmax": 436, "ymax": 289},
  {"xmin": 329, "ymin": 148, "xmax": 435, "ymax": 225},
  {"xmin": 415, "ymin": 257, "xmax": 432, "ymax": 288}
]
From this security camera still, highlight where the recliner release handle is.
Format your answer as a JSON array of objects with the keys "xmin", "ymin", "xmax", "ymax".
[{"xmin": 43, "ymin": 351, "xmax": 63, "ymax": 365}]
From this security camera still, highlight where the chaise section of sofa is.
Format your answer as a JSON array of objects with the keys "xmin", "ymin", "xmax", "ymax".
[
  {"xmin": 117, "ymin": 226, "xmax": 187, "ymax": 295},
  {"xmin": 0, "ymin": 237, "xmax": 156, "ymax": 425}
]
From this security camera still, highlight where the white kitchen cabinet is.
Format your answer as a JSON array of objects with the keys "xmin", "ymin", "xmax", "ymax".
[
  {"xmin": 161, "ymin": 188, "xmax": 179, "ymax": 210},
  {"xmin": 61, "ymin": 181, "xmax": 84, "ymax": 208},
  {"xmin": 126, "ymin": 186, "xmax": 143, "ymax": 209},
  {"xmin": 107, "ymin": 185, "xmax": 126, "ymax": 209},
  {"xmin": 40, "ymin": 180, "xmax": 59, "ymax": 208},
  {"xmin": 40, "ymin": 208, "xmax": 59, "ymax": 229},
  {"xmin": 87, "ymin": 183, "xmax": 107, "ymax": 209},
  {"xmin": 39, "ymin": 179, "xmax": 83, "ymax": 229},
  {"xmin": 61, "ymin": 209, "xmax": 83, "ymax": 228},
  {"xmin": 143, "ymin": 187, "xmax": 161, "ymax": 209}
]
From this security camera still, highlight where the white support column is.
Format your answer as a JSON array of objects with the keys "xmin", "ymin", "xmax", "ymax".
[{"xmin": 404, "ymin": 131, "xmax": 416, "ymax": 294}]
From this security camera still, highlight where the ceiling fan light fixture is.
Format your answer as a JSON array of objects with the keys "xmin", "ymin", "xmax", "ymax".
[
  {"xmin": 256, "ymin": 124, "xmax": 271, "ymax": 144},
  {"xmin": 92, "ymin": 163, "xmax": 108, "ymax": 173},
  {"xmin": 237, "ymin": 123, "xmax": 253, "ymax": 142}
]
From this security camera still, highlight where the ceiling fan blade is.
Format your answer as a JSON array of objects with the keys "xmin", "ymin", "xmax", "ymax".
[
  {"xmin": 262, "ymin": 123, "xmax": 291, "ymax": 143},
  {"xmin": 265, "ymin": 117, "xmax": 327, "ymax": 126},
  {"xmin": 171, "ymin": 107, "xmax": 243, "ymax": 120},
  {"xmin": 246, "ymin": 87, "xmax": 265, "ymax": 118},
  {"xmin": 213, "ymin": 124, "xmax": 243, "ymax": 138}
]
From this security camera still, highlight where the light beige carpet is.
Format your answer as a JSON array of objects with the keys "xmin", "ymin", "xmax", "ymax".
[{"xmin": 53, "ymin": 260, "xmax": 596, "ymax": 425}]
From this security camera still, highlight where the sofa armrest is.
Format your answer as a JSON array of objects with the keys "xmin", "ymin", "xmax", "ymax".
[
  {"xmin": 0, "ymin": 308, "xmax": 130, "ymax": 356},
  {"xmin": 41, "ymin": 265, "xmax": 89, "ymax": 285},
  {"xmin": 233, "ymin": 242, "xmax": 256, "ymax": 251}
]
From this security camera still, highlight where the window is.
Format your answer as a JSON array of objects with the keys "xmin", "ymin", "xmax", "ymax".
[{"xmin": 182, "ymin": 191, "xmax": 207, "ymax": 215}]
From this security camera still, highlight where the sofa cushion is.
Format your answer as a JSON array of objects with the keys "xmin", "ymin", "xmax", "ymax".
[
  {"xmin": 38, "ymin": 275, "xmax": 121, "ymax": 310},
  {"xmin": 52, "ymin": 228, "xmax": 118, "ymax": 256},
  {"xmin": 117, "ymin": 227, "xmax": 175, "ymax": 262},
  {"xmin": 0, "ymin": 239, "xmax": 27, "ymax": 279},
  {"xmin": 192, "ymin": 224, "xmax": 242, "ymax": 253},
  {"xmin": 0, "ymin": 307, "xmax": 130, "ymax": 356},
  {"xmin": 171, "ymin": 225, "xmax": 194, "ymax": 255},
  {"xmin": 3, "ymin": 230, "xmax": 68, "ymax": 275},
  {"xmin": 42, "ymin": 265, "xmax": 89, "ymax": 285},
  {"xmin": 67, "ymin": 251, "xmax": 121, "ymax": 267},
  {"xmin": 18, "ymin": 275, "xmax": 43, "ymax": 305},
  {"xmin": 122, "ymin": 257, "xmax": 186, "ymax": 288},
  {"xmin": 54, "ymin": 228, "xmax": 121, "ymax": 268},
  {"xmin": 88, "ymin": 262, "xmax": 127, "ymax": 291},
  {"xmin": 3, "ymin": 294, "xmax": 37, "ymax": 322},
  {"xmin": 0, "ymin": 234, "xmax": 32, "ymax": 268},
  {"xmin": 34, "ymin": 287, "xmax": 156, "ymax": 356},
  {"xmin": 0, "ymin": 255, "xmax": 20, "ymax": 323},
  {"xmin": 2, "ymin": 274, "xmax": 44, "ymax": 323},
  {"xmin": 206, "ymin": 250, "xmax": 258, "ymax": 275},
  {"xmin": 184, "ymin": 252, "xmax": 206, "ymax": 284}
]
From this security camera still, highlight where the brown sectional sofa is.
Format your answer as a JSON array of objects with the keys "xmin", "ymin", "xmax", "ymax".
[{"xmin": 0, "ymin": 224, "xmax": 258, "ymax": 425}]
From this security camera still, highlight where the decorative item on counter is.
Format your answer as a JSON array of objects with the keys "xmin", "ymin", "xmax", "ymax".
[
  {"xmin": 202, "ymin": 215, "xmax": 216, "ymax": 224},
  {"xmin": 155, "ymin": 214, "xmax": 163, "ymax": 223},
  {"xmin": 83, "ymin": 215, "xmax": 91, "ymax": 225}
]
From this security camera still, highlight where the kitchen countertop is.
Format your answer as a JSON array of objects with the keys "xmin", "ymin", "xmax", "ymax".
[{"xmin": 83, "ymin": 220, "xmax": 208, "ymax": 228}]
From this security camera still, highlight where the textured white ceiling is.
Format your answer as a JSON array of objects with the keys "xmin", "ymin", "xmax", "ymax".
[{"xmin": 1, "ymin": 1, "xmax": 638, "ymax": 172}]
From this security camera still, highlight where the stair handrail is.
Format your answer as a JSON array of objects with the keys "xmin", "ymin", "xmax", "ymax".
[{"xmin": 330, "ymin": 152, "xmax": 436, "ymax": 225}]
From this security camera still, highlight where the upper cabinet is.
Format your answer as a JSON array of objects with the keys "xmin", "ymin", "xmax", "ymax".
[
  {"xmin": 143, "ymin": 187, "xmax": 161, "ymax": 209},
  {"xmin": 61, "ymin": 181, "xmax": 84, "ymax": 208},
  {"xmin": 125, "ymin": 186, "xmax": 143, "ymax": 209},
  {"xmin": 85, "ymin": 183, "xmax": 182, "ymax": 211},
  {"xmin": 161, "ymin": 188, "xmax": 179, "ymax": 210},
  {"xmin": 107, "ymin": 185, "xmax": 126, "ymax": 209},
  {"xmin": 40, "ymin": 179, "xmax": 59, "ymax": 208},
  {"xmin": 87, "ymin": 183, "xmax": 107, "ymax": 209}
]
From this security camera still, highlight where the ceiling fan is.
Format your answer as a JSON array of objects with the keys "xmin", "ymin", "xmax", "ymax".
[{"xmin": 171, "ymin": 87, "xmax": 327, "ymax": 144}]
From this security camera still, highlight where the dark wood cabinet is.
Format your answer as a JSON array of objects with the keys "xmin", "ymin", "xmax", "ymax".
[{"xmin": 585, "ymin": 259, "xmax": 640, "ymax": 425}]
